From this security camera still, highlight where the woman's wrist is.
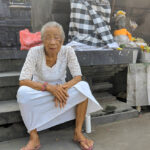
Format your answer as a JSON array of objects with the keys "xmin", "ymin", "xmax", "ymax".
[
  {"xmin": 46, "ymin": 84, "xmax": 54, "ymax": 92},
  {"xmin": 62, "ymin": 83, "xmax": 69, "ymax": 89},
  {"xmin": 41, "ymin": 82, "xmax": 48, "ymax": 91}
]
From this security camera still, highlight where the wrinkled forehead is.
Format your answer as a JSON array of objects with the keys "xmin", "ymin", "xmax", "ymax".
[{"xmin": 43, "ymin": 27, "xmax": 62, "ymax": 37}]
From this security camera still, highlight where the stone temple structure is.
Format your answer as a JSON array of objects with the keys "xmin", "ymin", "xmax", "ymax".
[{"xmin": 0, "ymin": 0, "xmax": 149, "ymax": 141}]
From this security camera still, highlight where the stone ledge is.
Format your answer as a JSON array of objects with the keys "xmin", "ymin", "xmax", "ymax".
[
  {"xmin": 0, "ymin": 99, "xmax": 138, "ymax": 141},
  {"xmin": 0, "ymin": 109, "xmax": 138, "ymax": 142},
  {"xmin": 0, "ymin": 48, "xmax": 139, "ymax": 65},
  {"xmin": 92, "ymin": 109, "xmax": 138, "ymax": 127}
]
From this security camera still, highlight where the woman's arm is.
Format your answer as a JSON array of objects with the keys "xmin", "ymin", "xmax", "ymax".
[
  {"xmin": 62, "ymin": 75, "xmax": 82, "ymax": 89},
  {"xmin": 20, "ymin": 80, "xmax": 68, "ymax": 102},
  {"xmin": 20, "ymin": 80, "xmax": 45, "ymax": 91}
]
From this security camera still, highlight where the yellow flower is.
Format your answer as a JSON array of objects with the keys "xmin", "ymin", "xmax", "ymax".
[
  {"xmin": 116, "ymin": 10, "xmax": 126, "ymax": 16},
  {"xmin": 117, "ymin": 47, "xmax": 123, "ymax": 51},
  {"xmin": 131, "ymin": 37, "xmax": 136, "ymax": 42},
  {"xmin": 145, "ymin": 46, "xmax": 150, "ymax": 53},
  {"xmin": 140, "ymin": 45, "xmax": 145, "ymax": 50}
]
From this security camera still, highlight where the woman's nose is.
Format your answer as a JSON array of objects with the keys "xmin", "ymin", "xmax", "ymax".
[{"xmin": 49, "ymin": 39, "xmax": 56, "ymax": 44}]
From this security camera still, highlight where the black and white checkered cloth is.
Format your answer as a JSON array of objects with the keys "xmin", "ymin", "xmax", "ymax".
[{"xmin": 68, "ymin": 0, "xmax": 115, "ymax": 47}]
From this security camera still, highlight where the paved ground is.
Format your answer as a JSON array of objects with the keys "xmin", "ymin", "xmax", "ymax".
[{"xmin": 0, "ymin": 113, "xmax": 150, "ymax": 150}]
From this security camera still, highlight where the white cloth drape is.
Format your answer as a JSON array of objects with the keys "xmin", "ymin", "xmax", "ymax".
[{"xmin": 17, "ymin": 81, "xmax": 102, "ymax": 133}]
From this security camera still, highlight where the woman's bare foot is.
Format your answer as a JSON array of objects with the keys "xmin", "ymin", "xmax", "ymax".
[
  {"xmin": 74, "ymin": 131, "xmax": 94, "ymax": 149},
  {"xmin": 21, "ymin": 132, "xmax": 40, "ymax": 150}
]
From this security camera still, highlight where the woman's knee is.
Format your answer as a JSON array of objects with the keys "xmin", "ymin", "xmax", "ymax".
[
  {"xmin": 17, "ymin": 86, "xmax": 32, "ymax": 98},
  {"xmin": 75, "ymin": 81, "xmax": 90, "ymax": 87}
]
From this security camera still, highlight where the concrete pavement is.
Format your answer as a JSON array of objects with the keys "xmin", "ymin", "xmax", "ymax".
[{"xmin": 0, "ymin": 113, "xmax": 150, "ymax": 150}]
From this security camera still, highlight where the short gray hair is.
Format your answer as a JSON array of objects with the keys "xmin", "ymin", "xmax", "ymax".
[{"xmin": 41, "ymin": 21, "xmax": 65, "ymax": 41}]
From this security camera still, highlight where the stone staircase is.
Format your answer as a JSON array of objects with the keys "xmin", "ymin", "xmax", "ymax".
[
  {"xmin": 0, "ymin": 47, "xmax": 139, "ymax": 143},
  {"xmin": 0, "ymin": 48, "xmax": 139, "ymax": 142},
  {"xmin": 0, "ymin": 0, "xmax": 139, "ymax": 142},
  {"xmin": 0, "ymin": 49, "xmax": 27, "ymax": 142},
  {"xmin": 0, "ymin": 0, "xmax": 31, "ymax": 141}
]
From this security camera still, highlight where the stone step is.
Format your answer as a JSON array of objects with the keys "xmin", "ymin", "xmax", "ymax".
[
  {"xmin": 0, "ymin": 100, "xmax": 21, "ymax": 125},
  {"xmin": 0, "ymin": 122, "xmax": 27, "ymax": 142},
  {"xmin": 81, "ymin": 65, "xmax": 126, "ymax": 76},
  {"xmin": 91, "ymin": 98, "xmax": 134, "ymax": 117},
  {"xmin": 0, "ymin": 48, "xmax": 27, "ymax": 59},
  {"xmin": 0, "ymin": 72, "xmax": 20, "ymax": 87},
  {"xmin": 0, "ymin": 86, "xmax": 19, "ymax": 101},
  {"xmin": 92, "ymin": 82, "xmax": 113, "ymax": 92},
  {"xmin": 0, "ymin": 92, "xmax": 116, "ymax": 125},
  {"xmin": 0, "ymin": 59, "xmax": 24, "ymax": 72},
  {"xmin": 0, "ymin": 100, "xmax": 27, "ymax": 141},
  {"xmin": 91, "ymin": 109, "xmax": 138, "ymax": 127},
  {"xmin": 0, "ymin": 98, "xmax": 138, "ymax": 142},
  {"xmin": 93, "ymin": 92, "xmax": 116, "ymax": 102}
]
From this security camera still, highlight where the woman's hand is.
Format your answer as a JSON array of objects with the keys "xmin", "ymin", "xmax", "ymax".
[
  {"xmin": 47, "ymin": 84, "xmax": 68, "ymax": 106},
  {"xmin": 54, "ymin": 97, "xmax": 66, "ymax": 108},
  {"xmin": 53, "ymin": 84, "xmax": 69, "ymax": 108}
]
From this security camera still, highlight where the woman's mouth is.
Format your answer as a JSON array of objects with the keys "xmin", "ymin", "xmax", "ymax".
[{"xmin": 49, "ymin": 48, "xmax": 56, "ymax": 51}]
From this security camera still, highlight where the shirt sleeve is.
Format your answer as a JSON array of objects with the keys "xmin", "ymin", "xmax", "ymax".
[
  {"xmin": 19, "ymin": 47, "xmax": 38, "ymax": 81},
  {"xmin": 67, "ymin": 47, "xmax": 82, "ymax": 77}
]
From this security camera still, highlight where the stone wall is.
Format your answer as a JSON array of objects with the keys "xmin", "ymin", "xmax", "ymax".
[
  {"xmin": 0, "ymin": 0, "xmax": 31, "ymax": 48},
  {"xmin": 113, "ymin": 0, "xmax": 150, "ymax": 44},
  {"xmin": 0, "ymin": 0, "xmax": 150, "ymax": 47},
  {"xmin": 31, "ymin": 0, "xmax": 150, "ymax": 44},
  {"xmin": 0, "ymin": 0, "xmax": 10, "ymax": 19}
]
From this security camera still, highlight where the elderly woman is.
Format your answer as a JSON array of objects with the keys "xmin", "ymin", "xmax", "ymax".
[{"xmin": 17, "ymin": 21, "xmax": 102, "ymax": 150}]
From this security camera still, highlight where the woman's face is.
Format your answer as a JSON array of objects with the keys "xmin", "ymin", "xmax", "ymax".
[{"xmin": 43, "ymin": 27, "xmax": 63, "ymax": 54}]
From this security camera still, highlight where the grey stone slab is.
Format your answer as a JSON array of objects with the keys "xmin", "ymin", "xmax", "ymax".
[
  {"xmin": 92, "ymin": 109, "xmax": 138, "ymax": 127},
  {"xmin": 0, "ymin": 111, "xmax": 22, "ymax": 125},
  {"xmin": 0, "ymin": 0, "xmax": 10, "ymax": 18},
  {"xmin": 94, "ymin": 92, "xmax": 116, "ymax": 101},
  {"xmin": 92, "ymin": 82, "xmax": 113, "ymax": 91},
  {"xmin": 92, "ymin": 98, "xmax": 133, "ymax": 117},
  {"xmin": 0, "ymin": 86, "xmax": 18, "ymax": 101},
  {"xmin": 101, "ymin": 99, "xmax": 133, "ymax": 113},
  {"xmin": 2, "ymin": 113, "xmax": 150, "ymax": 150},
  {"xmin": 0, "ymin": 72, "xmax": 20, "ymax": 87},
  {"xmin": 0, "ymin": 72, "xmax": 20, "ymax": 78},
  {"xmin": 0, "ymin": 113, "xmax": 143, "ymax": 150},
  {"xmin": 81, "ymin": 65, "xmax": 127, "ymax": 79},
  {"xmin": 0, "ymin": 100, "xmax": 19, "ymax": 113},
  {"xmin": 0, "ymin": 71, "xmax": 20, "ymax": 78},
  {"xmin": 0, "ymin": 59, "xmax": 24, "ymax": 72},
  {"xmin": 76, "ymin": 48, "xmax": 138, "ymax": 66},
  {"xmin": 81, "ymin": 65, "xmax": 117, "ymax": 74},
  {"xmin": 0, "ymin": 99, "xmax": 138, "ymax": 141},
  {"xmin": 0, "ymin": 48, "xmax": 27, "ymax": 59},
  {"xmin": 0, "ymin": 100, "xmax": 22, "ymax": 125},
  {"xmin": 0, "ymin": 25, "xmax": 31, "ymax": 47},
  {"xmin": 0, "ymin": 48, "xmax": 138, "ymax": 65},
  {"xmin": 0, "ymin": 109, "xmax": 138, "ymax": 142},
  {"xmin": 0, "ymin": 122, "xmax": 27, "ymax": 142}
]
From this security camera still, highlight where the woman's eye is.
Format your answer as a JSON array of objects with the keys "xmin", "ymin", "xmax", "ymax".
[{"xmin": 54, "ymin": 37, "xmax": 60, "ymax": 40}]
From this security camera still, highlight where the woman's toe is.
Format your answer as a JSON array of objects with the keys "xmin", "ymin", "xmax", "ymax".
[
  {"xmin": 80, "ymin": 141, "xmax": 89, "ymax": 149},
  {"xmin": 86, "ymin": 139, "xmax": 94, "ymax": 148}
]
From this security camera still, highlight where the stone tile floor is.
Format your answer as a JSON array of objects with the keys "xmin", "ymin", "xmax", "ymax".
[{"xmin": 0, "ymin": 113, "xmax": 150, "ymax": 150}]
